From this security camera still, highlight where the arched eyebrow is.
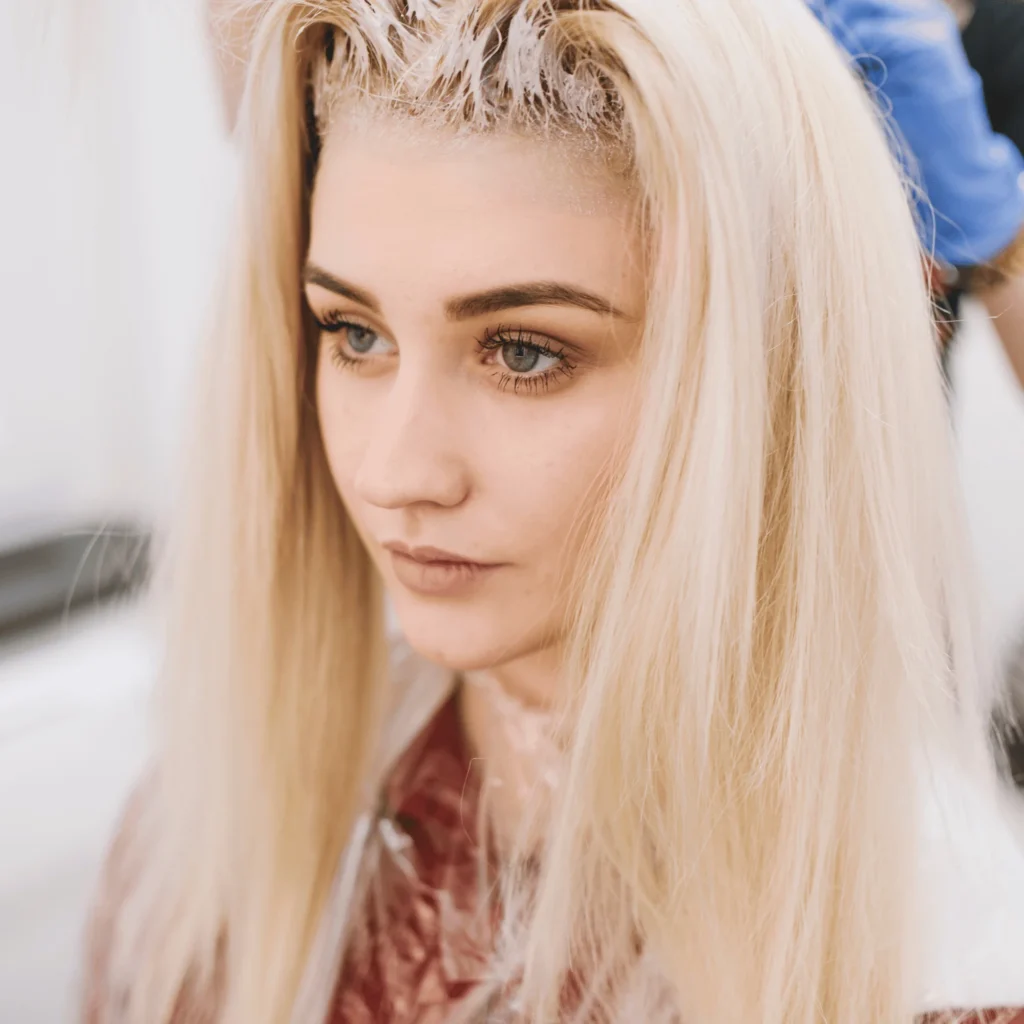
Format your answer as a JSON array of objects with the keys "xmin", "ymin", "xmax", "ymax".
[
  {"xmin": 303, "ymin": 263, "xmax": 380, "ymax": 312},
  {"xmin": 303, "ymin": 262, "xmax": 635, "ymax": 321},
  {"xmin": 444, "ymin": 281, "xmax": 633, "ymax": 320}
]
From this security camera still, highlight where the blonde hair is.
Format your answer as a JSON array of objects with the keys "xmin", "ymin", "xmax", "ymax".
[{"xmin": 102, "ymin": 1, "xmax": 997, "ymax": 1022}]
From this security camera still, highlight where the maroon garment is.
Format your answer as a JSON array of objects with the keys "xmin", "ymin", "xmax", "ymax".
[
  {"xmin": 83, "ymin": 693, "xmax": 1024, "ymax": 1024},
  {"xmin": 328, "ymin": 693, "xmax": 497, "ymax": 1024}
]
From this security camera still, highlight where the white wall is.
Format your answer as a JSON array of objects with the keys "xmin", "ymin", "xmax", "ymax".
[
  {"xmin": 0, "ymin": 0, "xmax": 235, "ymax": 546},
  {"xmin": 0, "ymin": 608, "xmax": 153, "ymax": 1024},
  {"xmin": 955, "ymin": 303, "xmax": 1024, "ymax": 655}
]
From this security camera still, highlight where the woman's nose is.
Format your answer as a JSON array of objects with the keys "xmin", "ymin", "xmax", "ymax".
[{"xmin": 352, "ymin": 363, "xmax": 471, "ymax": 511}]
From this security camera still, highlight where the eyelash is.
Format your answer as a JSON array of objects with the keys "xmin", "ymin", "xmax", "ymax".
[
  {"xmin": 314, "ymin": 311, "xmax": 374, "ymax": 370},
  {"xmin": 476, "ymin": 325, "xmax": 578, "ymax": 394},
  {"xmin": 313, "ymin": 311, "xmax": 579, "ymax": 394}
]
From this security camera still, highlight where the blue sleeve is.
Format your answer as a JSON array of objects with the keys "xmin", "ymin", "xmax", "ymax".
[{"xmin": 810, "ymin": 0, "xmax": 1024, "ymax": 266}]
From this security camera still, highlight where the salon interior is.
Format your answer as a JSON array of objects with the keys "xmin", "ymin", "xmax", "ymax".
[{"xmin": 2, "ymin": 2, "xmax": 1024, "ymax": 1020}]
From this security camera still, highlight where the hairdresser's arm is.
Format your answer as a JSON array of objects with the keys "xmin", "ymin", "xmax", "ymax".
[
  {"xmin": 873, "ymin": 0, "xmax": 1024, "ymax": 390},
  {"xmin": 207, "ymin": 0, "xmax": 252, "ymax": 132},
  {"xmin": 814, "ymin": 0, "xmax": 1024, "ymax": 388},
  {"xmin": 947, "ymin": 0, "xmax": 975, "ymax": 30},
  {"xmin": 957, "ymin": 0, "xmax": 1024, "ymax": 388},
  {"xmin": 976, "ymin": 258, "xmax": 1024, "ymax": 390},
  {"xmin": 820, "ymin": 0, "xmax": 1024, "ymax": 265}
]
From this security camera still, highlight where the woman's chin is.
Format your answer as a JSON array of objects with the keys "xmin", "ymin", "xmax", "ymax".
[
  {"xmin": 391, "ymin": 602, "xmax": 545, "ymax": 675},
  {"xmin": 399, "ymin": 628, "xmax": 517, "ymax": 674}
]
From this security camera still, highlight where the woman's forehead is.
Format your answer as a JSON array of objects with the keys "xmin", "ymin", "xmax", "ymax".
[
  {"xmin": 316, "ymin": 111, "xmax": 636, "ymax": 216},
  {"xmin": 306, "ymin": 121, "xmax": 645, "ymax": 306}
]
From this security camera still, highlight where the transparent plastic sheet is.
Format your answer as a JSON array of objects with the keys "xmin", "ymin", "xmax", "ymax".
[
  {"xmin": 283, "ymin": 652, "xmax": 1024, "ymax": 1024},
  {"xmin": 293, "ymin": 652, "xmax": 568, "ymax": 1024},
  {"xmin": 330, "ymin": 692, "xmax": 497, "ymax": 1023},
  {"xmin": 464, "ymin": 672, "xmax": 563, "ymax": 799}
]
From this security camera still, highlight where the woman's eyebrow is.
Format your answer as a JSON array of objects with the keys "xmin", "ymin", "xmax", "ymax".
[
  {"xmin": 303, "ymin": 263, "xmax": 381, "ymax": 313},
  {"xmin": 304, "ymin": 263, "xmax": 634, "ymax": 322},
  {"xmin": 445, "ymin": 281, "xmax": 634, "ymax": 321}
]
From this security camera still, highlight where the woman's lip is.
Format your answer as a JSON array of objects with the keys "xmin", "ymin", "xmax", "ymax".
[
  {"xmin": 385, "ymin": 548, "xmax": 504, "ymax": 597},
  {"xmin": 382, "ymin": 541, "xmax": 499, "ymax": 568}
]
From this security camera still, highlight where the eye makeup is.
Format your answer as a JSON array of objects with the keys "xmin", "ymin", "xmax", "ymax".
[
  {"xmin": 476, "ymin": 325, "xmax": 578, "ymax": 394},
  {"xmin": 310, "ymin": 300, "xmax": 581, "ymax": 394},
  {"xmin": 312, "ymin": 310, "xmax": 395, "ymax": 369}
]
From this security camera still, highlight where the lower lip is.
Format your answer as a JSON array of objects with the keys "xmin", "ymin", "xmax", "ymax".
[{"xmin": 388, "ymin": 551, "xmax": 502, "ymax": 596}]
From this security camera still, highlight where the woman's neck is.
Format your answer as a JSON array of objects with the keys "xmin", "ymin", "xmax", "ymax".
[
  {"xmin": 457, "ymin": 648, "xmax": 564, "ymax": 852},
  {"xmin": 465, "ymin": 643, "xmax": 562, "ymax": 711}
]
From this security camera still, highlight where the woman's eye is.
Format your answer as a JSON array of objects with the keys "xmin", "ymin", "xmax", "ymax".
[
  {"xmin": 344, "ymin": 324, "xmax": 380, "ymax": 354},
  {"xmin": 477, "ymin": 329, "xmax": 577, "ymax": 393},
  {"xmin": 497, "ymin": 339, "xmax": 561, "ymax": 375},
  {"xmin": 316, "ymin": 314, "xmax": 394, "ymax": 365}
]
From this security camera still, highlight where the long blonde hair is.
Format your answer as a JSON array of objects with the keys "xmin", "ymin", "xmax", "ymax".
[{"xmin": 105, "ymin": 1, "xmax": 996, "ymax": 1022}]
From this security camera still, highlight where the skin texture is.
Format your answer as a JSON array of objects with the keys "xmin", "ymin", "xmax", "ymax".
[
  {"xmin": 308, "ymin": 124, "xmax": 645, "ymax": 721},
  {"xmin": 980, "ymin": 274, "xmax": 1024, "ymax": 390},
  {"xmin": 945, "ymin": 0, "xmax": 976, "ymax": 30}
]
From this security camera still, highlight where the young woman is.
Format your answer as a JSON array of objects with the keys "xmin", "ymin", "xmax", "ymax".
[{"xmin": 82, "ymin": 1, "xmax": 1024, "ymax": 1022}]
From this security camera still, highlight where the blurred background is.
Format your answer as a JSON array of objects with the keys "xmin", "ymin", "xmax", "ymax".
[
  {"xmin": 0, "ymin": 3, "xmax": 233, "ymax": 1019},
  {"xmin": 1, "ymin": 1, "xmax": 1024, "ymax": 1021}
]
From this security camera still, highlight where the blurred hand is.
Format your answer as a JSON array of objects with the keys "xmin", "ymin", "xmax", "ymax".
[
  {"xmin": 980, "ymin": 273, "xmax": 1024, "ymax": 390},
  {"xmin": 945, "ymin": 0, "xmax": 976, "ymax": 30}
]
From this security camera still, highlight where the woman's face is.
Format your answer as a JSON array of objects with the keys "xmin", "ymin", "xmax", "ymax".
[{"xmin": 308, "ymin": 123, "xmax": 645, "ymax": 684}]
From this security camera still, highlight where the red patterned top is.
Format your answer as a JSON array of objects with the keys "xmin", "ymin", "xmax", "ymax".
[{"xmin": 84, "ymin": 693, "xmax": 1024, "ymax": 1024}]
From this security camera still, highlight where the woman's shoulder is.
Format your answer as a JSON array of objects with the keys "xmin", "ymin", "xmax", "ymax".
[
  {"xmin": 80, "ymin": 774, "xmax": 222, "ymax": 1024},
  {"xmin": 81, "ymin": 777, "xmax": 155, "ymax": 1023}
]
